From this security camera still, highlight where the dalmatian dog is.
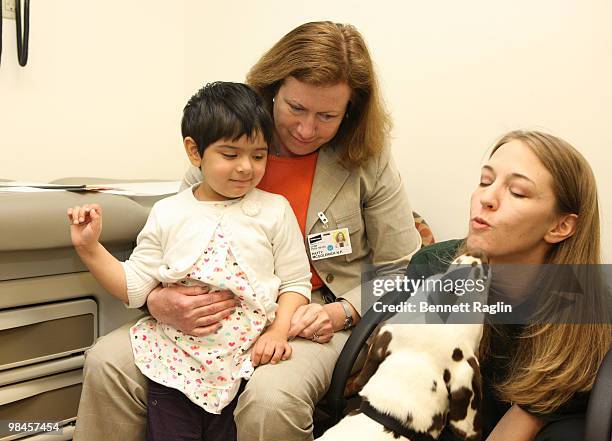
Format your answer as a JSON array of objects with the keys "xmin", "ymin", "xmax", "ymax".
[{"xmin": 318, "ymin": 252, "xmax": 489, "ymax": 441}]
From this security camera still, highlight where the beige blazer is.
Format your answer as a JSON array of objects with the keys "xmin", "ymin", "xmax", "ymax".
[{"xmin": 181, "ymin": 144, "xmax": 421, "ymax": 314}]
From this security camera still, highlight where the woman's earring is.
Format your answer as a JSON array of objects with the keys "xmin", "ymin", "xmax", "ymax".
[
  {"xmin": 345, "ymin": 112, "xmax": 349, "ymax": 119},
  {"xmin": 272, "ymin": 97, "xmax": 275, "ymax": 103}
]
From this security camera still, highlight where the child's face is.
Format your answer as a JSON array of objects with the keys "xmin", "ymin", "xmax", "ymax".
[{"xmin": 186, "ymin": 133, "xmax": 268, "ymax": 201}]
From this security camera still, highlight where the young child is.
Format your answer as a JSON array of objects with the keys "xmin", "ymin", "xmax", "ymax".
[{"xmin": 67, "ymin": 82, "xmax": 311, "ymax": 441}]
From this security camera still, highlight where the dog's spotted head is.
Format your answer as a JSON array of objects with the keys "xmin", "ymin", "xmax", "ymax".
[
  {"xmin": 448, "ymin": 250, "xmax": 489, "ymax": 291},
  {"xmin": 453, "ymin": 249, "xmax": 488, "ymax": 265}
]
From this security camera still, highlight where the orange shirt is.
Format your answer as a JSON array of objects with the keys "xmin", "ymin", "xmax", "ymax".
[{"xmin": 257, "ymin": 153, "xmax": 324, "ymax": 290}]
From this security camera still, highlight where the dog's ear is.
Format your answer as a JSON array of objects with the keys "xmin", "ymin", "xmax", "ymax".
[
  {"xmin": 351, "ymin": 325, "xmax": 393, "ymax": 394},
  {"xmin": 446, "ymin": 356, "xmax": 482, "ymax": 441}
]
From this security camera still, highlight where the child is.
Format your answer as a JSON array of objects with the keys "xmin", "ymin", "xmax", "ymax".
[{"xmin": 67, "ymin": 82, "xmax": 311, "ymax": 441}]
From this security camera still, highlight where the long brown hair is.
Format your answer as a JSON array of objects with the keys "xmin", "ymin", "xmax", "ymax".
[
  {"xmin": 246, "ymin": 21, "xmax": 391, "ymax": 166},
  {"xmin": 473, "ymin": 130, "xmax": 610, "ymax": 413}
]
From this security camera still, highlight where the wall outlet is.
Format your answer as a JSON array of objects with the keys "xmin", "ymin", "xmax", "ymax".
[{"xmin": 2, "ymin": 0, "xmax": 16, "ymax": 20}]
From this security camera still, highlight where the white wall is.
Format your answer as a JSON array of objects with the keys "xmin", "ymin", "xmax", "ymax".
[
  {"xmin": 1, "ymin": 0, "xmax": 610, "ymax": 260},
  {"xmin": 0, "ymin": 0, "xmax": 188, "ymax": 181}
]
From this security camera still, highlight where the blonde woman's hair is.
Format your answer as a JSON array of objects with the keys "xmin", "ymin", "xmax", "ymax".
[
  {"xmin": 474, "ymin": 130, "xmax": 611, "ymax": 414},
  {"xmin": 246, "ymin": 21, "xmax": 391, "ymax": 166}
]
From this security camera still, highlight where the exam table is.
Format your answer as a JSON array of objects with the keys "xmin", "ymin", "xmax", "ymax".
[{"xmin": 0, "ymin": 182, "xmax": 169, "ymax": 440}]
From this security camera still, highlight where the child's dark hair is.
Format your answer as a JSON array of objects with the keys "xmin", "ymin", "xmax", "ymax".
[{"xmin": 181, "ymin": 82, "xmax": 274, "ymax": 157}]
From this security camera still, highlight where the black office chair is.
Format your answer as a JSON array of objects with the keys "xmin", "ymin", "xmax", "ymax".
[
  {"xmin": 322, "ymin": 288, "xmax": 401, "ymax": 426},
  {"xmin": 584, "ymin": 347, "xmax": 612, "ymax": 441}
]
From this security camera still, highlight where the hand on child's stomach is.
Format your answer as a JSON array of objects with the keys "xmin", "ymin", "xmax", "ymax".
[
  {"xmin": 251, "ymin": 329, "xmax": 291, "ymax": 367},
  {"xmin": 147, "ymin": 285, "xmax": 238, "ymax": 337},
  {"xmin": 66, "ymin": 204, "xmax": 103, "ymax": 248}
]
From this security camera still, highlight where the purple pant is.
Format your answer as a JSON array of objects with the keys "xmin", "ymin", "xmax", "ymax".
[{"xmin": 146, "ymin": 379, "xmax": 245, "ymax": 441}]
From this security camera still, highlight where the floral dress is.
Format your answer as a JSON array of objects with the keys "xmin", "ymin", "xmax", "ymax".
[{"xmin": 130, "ymin": 223, "xmax": 269, "ymax": 414}]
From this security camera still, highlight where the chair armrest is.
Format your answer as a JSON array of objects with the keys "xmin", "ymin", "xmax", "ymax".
[
  {"xmin": 584, "ymin": 347, "xmax": 612, "ymax": 441},
  {"xmin": 325, "ymin": 290, "xmax": 404, "ymax": 422}
]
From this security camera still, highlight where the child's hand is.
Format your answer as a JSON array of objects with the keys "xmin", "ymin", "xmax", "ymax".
[
  {"xmin": 67, "ymin": 204, "xmax": 103, "ymax": 249},
  {"xmin": 251, "ymin": 328, "xmax": 292, "ymax": 367}
]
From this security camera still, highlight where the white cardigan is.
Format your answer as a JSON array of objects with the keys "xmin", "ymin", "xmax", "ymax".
[{"xmin": 122, "ymin": 186, "xmax": 312, "ymax": 311}]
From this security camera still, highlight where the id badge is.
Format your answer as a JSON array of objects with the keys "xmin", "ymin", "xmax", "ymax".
[{"xmin": 307, "ymin": 228, "xmax": 352, "ymax": 261}]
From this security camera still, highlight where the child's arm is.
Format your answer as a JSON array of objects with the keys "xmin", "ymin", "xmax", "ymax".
[
  {"xmin": 67, "ymin": 204, "xmax": 128, "ymax": 303},
  {"xmin": 267, "ymin": 291, "xmax": 309, "ymax": 337},
  {"xmin": 251, "ymin": 291, "xmax": 308, "ymax": 366}
]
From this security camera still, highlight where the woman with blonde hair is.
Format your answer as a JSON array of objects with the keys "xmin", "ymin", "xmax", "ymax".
[
  {"xmin": 73, "ymin": 21, "xmax": 421, "ymax": 441},
  {"xmin": 410, "ymin": 130, "xmax": 610, "ymax": 441}
]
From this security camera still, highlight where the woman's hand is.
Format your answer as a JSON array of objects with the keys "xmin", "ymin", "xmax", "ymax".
[
  {"xmin": 67, "ymin": 204, "xmax": 102, "ymax": 249},
  {"xmin": 146, "ymin": 285, "xmax": 238, "ymax": 337},
  {"xmin": 288, "ymin": 304, "xmax": 334, "ymax": 344},
  {"xmin": 251, "ymin": 328, "xmax": 292, "ymax": 366}
]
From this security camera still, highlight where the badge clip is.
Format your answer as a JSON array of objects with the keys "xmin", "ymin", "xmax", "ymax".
[{"xmin": 317, "ymin": 211, "xmax": 329, "ymax": 229}]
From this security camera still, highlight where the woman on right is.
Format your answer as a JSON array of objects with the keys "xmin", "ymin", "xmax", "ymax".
[{"xmin": 409, "ymin": 130, "xmax": 610, "ymax": 441}]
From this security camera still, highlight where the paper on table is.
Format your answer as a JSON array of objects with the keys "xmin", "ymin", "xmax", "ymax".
[
  {"xmin": 0, "ymin": 186, "xmax": 67, "ymax": 193},
  {"xmin": 96, "ymin": 182, "xmax": 181, "ymax": 196},
  {"xmin": 0, "ymin": 181, "xmax": 181, "ymax": 196},
  {"xmin": 0, "ymin": 182, "xmax": 86, "ymax": 191}
]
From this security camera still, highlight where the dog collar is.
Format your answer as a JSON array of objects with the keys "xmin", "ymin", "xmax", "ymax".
[{"xmin": 359, "ymin": 400, "xmax": 436, "ymax": 441}]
